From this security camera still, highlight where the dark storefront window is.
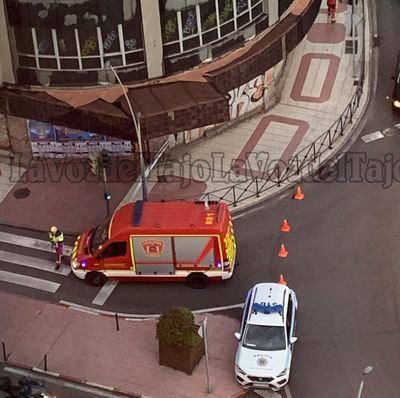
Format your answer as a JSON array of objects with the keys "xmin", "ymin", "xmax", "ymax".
[
  {"xmin": 162, "ymin": 9, "xmax": 179, "ymax": 43},
  {"xmin": 161, "ymin": 0, "xmax": 265, "ymax": 59},
  {"xmin": 181, "ymin": 7, "xmax": 198, "ymax": 37},
  {"xmin": 36, "ymin": 28, "xmax": 54, "ymax": 56},
  {"xmin": 102, "ymin": 25, "xmax": 120, "ymax": 54},
  {"xmin": 7, "ymin": 0, "xmax": 145, "ymax": 74},
  {"xmin": 14, "ymin": 25, "xmax": 34, "ymax": 54},
  {"xmin": 219, "ymin": 0, "xmax": 234, "ymax": 24},
  {"xmin": 56, "ymin": 28, "xmax": 78, "ymax": 56},
  {"xmin": 200, "ymin": 1, "xmax": 218, "ymax": 44}
]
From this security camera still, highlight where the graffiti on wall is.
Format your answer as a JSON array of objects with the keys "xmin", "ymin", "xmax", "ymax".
[
  {"xmin": 103, "ymin": 30, "xmax": 118, "ymax": 50},
  {"xmin": 164, "ymin": 65, "xmax": 279, "ymax": 149},
  {"xmin": 228, "ymin": 67, "xmax": 277, "ymax": 120},
  {"xmin": 228, "ymin": 75, "xmax": 265, "ymax": 119}
]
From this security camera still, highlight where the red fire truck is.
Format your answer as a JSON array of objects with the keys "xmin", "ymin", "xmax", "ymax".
[{"xmin": 70, "ymin": 200, "xmax": 237, "ymax": 288}]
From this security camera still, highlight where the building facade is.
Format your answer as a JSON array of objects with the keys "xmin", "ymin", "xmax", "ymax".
[
  {"xmin": 0, "ymin": 0, "xmax": 321, "ymax": 162},
  {"xmin": 2, "ymin": 0, "xmax": 294, "ymax": 86}
]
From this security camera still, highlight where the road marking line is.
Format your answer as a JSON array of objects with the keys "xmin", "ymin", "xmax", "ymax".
[
  {"xmin": 69, "ymin": 306, "xmax": 99, "ymax": 316},
  {"xmin": 59, "ymin": 300, "xmax": 161, "ymax": 318},
  {"xmin": 0, "ymin": 249, "xmax": 70, "ymax": 276},
  {"xmin": 59, "ymin": 300, "xmax": 244, "ymax": 318},
  {"xmin": 5, "ymin": 367, "xmax": 60, "ymax": 378},
  {"xmin": 233, "ymin": 207, "xmax": 262, "ymax": 220},
  {"xmin": 361, "ymin": 130, "xmax": 384, "ymax": 143},
  {"xmin": 0, "ymin": 231, "xmax": 72, "ymax": 255},
  {"xmin": 192, "ymin": 303, "xmax": 244, "ymax": 313},
  {"xmin": 85, "ymin": 381, "xmax": 114, "ymax": 391},
  {"xmin": 91, "ymin": 281, "xmax": 118, "ymax": 306},
  {"xmin": 0, "ymin": 270, "xmax": 60, "ymax": 293}
]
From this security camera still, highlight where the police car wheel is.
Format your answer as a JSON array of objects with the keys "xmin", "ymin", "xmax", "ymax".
[
  {"xmin": 186, "ymin": 273, "xmax": 210, "ymax": 289},
  {"xmin": 86, "ymin": 272, "xmax": 107, "ymax": 287}
]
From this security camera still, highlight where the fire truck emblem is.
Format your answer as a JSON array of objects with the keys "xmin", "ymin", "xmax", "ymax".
[{"xmin": 141, "ymin": 240, "xmax": 164, "ymax": 257}]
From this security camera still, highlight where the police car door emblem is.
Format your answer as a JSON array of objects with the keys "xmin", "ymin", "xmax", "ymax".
[{"xmin": 256, "ymin": 357, "xmax": 268, "ymax": 367}]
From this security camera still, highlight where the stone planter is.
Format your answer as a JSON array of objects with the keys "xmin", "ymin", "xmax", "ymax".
[{"xmin": 159, "ymin": 338, "xmax": 205, "ymax": 375}]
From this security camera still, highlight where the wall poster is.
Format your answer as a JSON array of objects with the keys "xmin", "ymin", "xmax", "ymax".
[{"xmin": 28, "ymin": 120, "xmax": 132, "ymax": 157}]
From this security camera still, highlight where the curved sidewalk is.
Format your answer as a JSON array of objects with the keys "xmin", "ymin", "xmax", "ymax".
[{"xmin": 124, "ymin": 0, "xmax": 369, "ymax": 212}]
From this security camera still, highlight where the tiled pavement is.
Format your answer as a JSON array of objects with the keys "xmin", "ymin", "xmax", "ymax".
[{"xmin": 138, "ymin": 0, "xmax": 367, "ymax": 209}]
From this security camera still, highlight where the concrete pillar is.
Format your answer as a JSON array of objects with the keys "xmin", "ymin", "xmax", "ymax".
[
  {"xmin": 0, "ymin": 0, "xmax": 15, "ymax": 84},
  {"xmin": 140, "ymin": 0, "xmax": 164, "ymax": 79},
  {"xmin": 266, "ymin": 0, "xmax": 279, "ymax": 26}
]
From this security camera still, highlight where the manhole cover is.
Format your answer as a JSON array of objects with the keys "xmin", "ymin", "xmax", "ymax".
[
  {"xmin": 13, "ymin": 187, "xmax": 31, "ymax": 199},
  {"xmin": 383, "ymin": 127, "xmax": 400, "ymax": 137}
]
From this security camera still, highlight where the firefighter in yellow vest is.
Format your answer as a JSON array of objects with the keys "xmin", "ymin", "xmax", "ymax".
[{"xmin": 49, "ymin": 226, "xmax": 64, "ymax": 268}]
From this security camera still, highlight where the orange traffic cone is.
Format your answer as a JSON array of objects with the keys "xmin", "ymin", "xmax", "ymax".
[
  {"xmin": 281, "ymin": 219, "xmax": 291, "ymax": 232},
  {"xmin": 278, "ymin": 244, "xmax": 288, "ymax": 258},
  {"xmin": 294, "ymin": 186, "xmax": 304, "ymax": 200},
  {"xmin": 278, "ymin": 274, "xmax": 287, "ymax": 285}
]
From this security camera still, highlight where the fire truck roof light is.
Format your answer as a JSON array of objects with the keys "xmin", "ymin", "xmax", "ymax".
[{"xmin": 132, "ymin": 200, "xmax": 144, "ymax": 226}]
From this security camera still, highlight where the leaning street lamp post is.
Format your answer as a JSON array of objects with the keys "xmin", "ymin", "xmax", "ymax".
[
  {"xmin": 107, "ymin": 64, "xmax": 148, "ymax": 201},
  {"xmin": 356, "ymin": 365, "xmax": 373, "ymax": 398}
]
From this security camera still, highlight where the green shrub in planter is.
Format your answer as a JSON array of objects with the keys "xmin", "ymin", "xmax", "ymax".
[
  {"xmin": 157, "ymin": 307, "xmax": 201, "ymax": 347},
  {"xmin": 156, "ymin": 307, "xmax": 204, "ymax": 374}
]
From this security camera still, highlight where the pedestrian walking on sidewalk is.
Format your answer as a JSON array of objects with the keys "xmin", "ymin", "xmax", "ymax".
[
  {"xmin": 327, "ymin": 0, "xmax": 337, "ymax": 23},
  {"xmin": 49, "ymin": 226, "xmax": 64, "ymax": 269}
]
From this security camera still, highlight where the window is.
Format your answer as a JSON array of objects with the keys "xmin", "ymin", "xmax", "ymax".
[
  {"xmin": 102, "ymin": 25, "xmax": 120, "ymax": 54},
  {"xmin": 161, "ymin": 9, "xmax": 179, "ymax": 43},
  {"xmin": 181, "ymin": 7, "xmax": 198, "ymax": 38},
  {"xmin": 240, "ymin": 290, "xmax": 252, "ymax": 335},
  {"xmin": 286, "ymin": 296, "xmax": 293, "ymax": 341},
  {"xmin": 243, "ymin": 325, "xmax": 286, "ymax": 351},
  {"xmin": 14, "ymin": 24, "xmax": 145, "ymax": 72},
  {"xmin": 161, "ymin": 0, "xmax": 265, "ymax": 59},
  {"xmin": 219, "ymin": 0, "xmax": 234, "ymax": 24},
  {"xmin": 9, "ymin": 0, "xmax": 146, "ymax": 75},
  {"xmin": 101, "ymin": 241, "xmax": 127, "ymax": 259},
  {"xmin": 36, "ymin": 28, "xmax": 54, "ymax": 56},
  {"xmin": 90, "ymin": 221, "xmax": 110, "ymax": 253},
  {"xmin": 14, "ymin": 26, "xmax": 34, "ymax": 54},
  {"xmin": 200, "ymin": 0, "xmax": 218, "ymax": 44}
]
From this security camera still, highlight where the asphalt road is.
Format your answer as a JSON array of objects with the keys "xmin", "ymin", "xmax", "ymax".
[{"xmin": 1, "ymin": 1, "xmax": 400, "ymax": 397}]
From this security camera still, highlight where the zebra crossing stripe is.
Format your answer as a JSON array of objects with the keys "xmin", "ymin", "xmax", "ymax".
[
  {"xmin": 0, "ymin": 249, "xmax": 71, "ymax": 276},
  {"xmin": 0, "ymin": 231, "xmax": 72, "ymax": 255},
  {"xmin": 361, "ymin": 131, "xmax": 385, "ymax": 143},
  {"xmin": 0, "ymin": 270, "xmax": 60, "ymax": 293},
  {"xmin": 92, "ymin": 281, "xmax": 119, "ymax": 306}
]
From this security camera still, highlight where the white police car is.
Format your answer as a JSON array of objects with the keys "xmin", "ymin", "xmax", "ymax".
[{"xmin": 234, "ymin": 277, "xmax": 298, "ymax": 391}]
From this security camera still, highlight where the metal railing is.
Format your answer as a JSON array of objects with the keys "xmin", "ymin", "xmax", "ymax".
[{"xmin": 200, "ymin": 79, "xmax": 364, "ymax": 206}]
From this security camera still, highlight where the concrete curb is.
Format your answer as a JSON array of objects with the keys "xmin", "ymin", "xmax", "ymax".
[
  {"xmin": 3, "ymin": 358, "xmax": 247, "ymax": 398},
  {"xmin": 59, "ymin": 299, "xmax": 244, "ymax": 319},
  {"xmin": 1, "ymin": 360, "xmax": 144, "ymax": 398}
]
